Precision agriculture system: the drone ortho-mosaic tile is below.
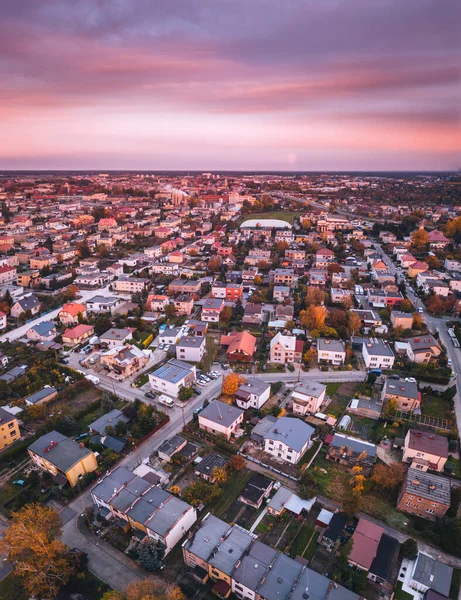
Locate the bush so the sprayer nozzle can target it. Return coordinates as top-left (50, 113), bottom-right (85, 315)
top-left (271, 381), bottom-right (283, 395)
top-left (400, 538), bottom-right (418, 560)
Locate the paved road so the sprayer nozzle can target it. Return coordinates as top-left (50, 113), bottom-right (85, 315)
top-left (0, 285), bottom-right (117, 343)
top-left (251, 369), bottom-right (365, 383)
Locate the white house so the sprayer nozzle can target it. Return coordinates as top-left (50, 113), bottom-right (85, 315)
top-left (86, 295), bottom-right (122, 314)
top-left (148, 359), bottom-right (196, 398)
top-left (100, 328), bottom-right (133, 349)
top-left (198, 400), bottom-right (244, 440)
top-left (291, 381), bottom-right (326, 416)
top-left (263, 417), bottom-right (314, 464)
top-left (235, 378), bottom-right (271, 410)
top-left (175, 336), bottom-right (205, 363)
top-left (317, 338), bottom-right (346, 365)
top-left (361, 338), bottom-right (395, 370)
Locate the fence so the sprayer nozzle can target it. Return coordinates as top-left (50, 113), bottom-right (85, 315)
top-left (238, 451), bottom-right (300, 482)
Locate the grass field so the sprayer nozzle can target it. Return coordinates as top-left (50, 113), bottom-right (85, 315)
top-left (209, 469), bottom-right (252, 518)
top-left (289, 522), bottom-right (315, 558)
top-left (239, 211), bottom-right (297, 225)
top-left (421, 394), bottom-right (453, 420)
top-left (393, 581), bottom-right (414, 600)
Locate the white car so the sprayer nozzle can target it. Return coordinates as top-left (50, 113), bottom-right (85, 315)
top-left (405, 377), bottom-right (417, 383)
top-left (197, 379), bottom-right (208, 387)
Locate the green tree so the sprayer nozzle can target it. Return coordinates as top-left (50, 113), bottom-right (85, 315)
top-left (178, 386), bottom-right (194, 401)
top-left (137, 541), bottom-right (165, 572)
top-left (400, 538), bottom-right (418, 560)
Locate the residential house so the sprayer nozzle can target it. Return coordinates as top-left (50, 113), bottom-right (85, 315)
top-left (198, 400), bottom-right (244, 441)
top-left (147, 294), bottom-right (169, 312)
top-left (348, 518), bottom-right (384, 571)
top-left (194, 453), bottom-right (229, 482)
top-left (397, 468), bottom-right (450, 521)
top-left (263, 416), bottom-right (314, 464)
top-left (391, 311), bottom-right (414, 330)
top-left (331, 288), bottom-right (352, 304)
top-left (28, 431), bottom-right (98, 487)
top-left (273, 286), bottom-right (291, 302)
top-left (176, 336), bottom-right (205, 363)
top-left (174, 294), bottom-right (194, 316)
top-left (234, 378), bottom-right (271, 410)
top-left (408, 261), bottom-right (429, 278)
top-left (86, 295), bottom-right (122, 314)
top-left (157, 435), bottom-right (187, 462)
top-left (315, 248), bottom-right (335, 268)
top-left (269, 332), bottom-right (303, 364)
top-left (406, 553), bottom-right (453, 598)
top-left (211, 282), bottom-right (242, 301)
top-left (428, 230), bottom-right (449, 250)
top-left (270, 268), bottom-right (297, 286)
top-left (361, 338), bottom-right (395, 370)
top-left (113, 276), bottom-right (149, 294)
top-left (168, 279), bottom-right (201, 295)
top-left (0, 310), bottom-right (7, 330)
top-left (10, 294), bottom-right (40, 318)
top-left (0, 406), bottom-right (20, 450)
top-left (220, 331), bottom-right (256, 362)
top-left (201, 298), bottom-right (224, 322)
top-left (149, 359), bottom-right (196, 398)
top-left (242, 302), bottom-right (263, 325)
top-left (26, 321), bottom-right (57, 343)
top-left (100, 345), bottom-right (149, 380)
top-left (158, 326), bottom-right (184, 345)
top-left (321, 512), bottom-right (347, 551)
top-left (0, 265), bottom-right (17, 285)
top-left (62, 324), bottom-right (95, 346)
top-left (406, 335), bottom-right (442, 364)
top-left (382, 379), bottom-right (421, 412)
top-left (402, 429), bottom-right (448, 472)
top-left (326, 433), bottom-right (377, 474)
top-left (89, 409), bottom-right (130, 435)
top-left (290, 381), bottom-right (326, 416)
top-left (239, 474), bottom-right (274, 509)
top-left (58, 302), bottom-right (87, 325)
top-left (100, 328), bottom-right (133, 349)
top-left (90, 468), bottom-right (197, 555)
top-left (24, 385), bottom-right (58, 406)
top-left (317, 338), bottom-right (346, 365)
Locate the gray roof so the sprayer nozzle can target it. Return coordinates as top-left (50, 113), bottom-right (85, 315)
top-left (125, 486), bottom-right (170, 524)
top-left (152, 359), bottom-right (194, 383)
top-left (91, 467), bottom-right (136, 503)
top-left (17, 295), bottom-right (40, 311)
top-left (208, 525), bottom-right (254, 576)
top-left (199, 400), bottom-right (244, 428)
top-left (412, 553), bottom-right (452, 596)
top-left (290, 567), bottom-right (330, 600)
top-left (232, 541), bottom-right (278, 590)
top-left (330, 434), bottom-right (377, 458)
top-left (317, 338), bottom-right (345, 353)
top-left (30, 321), bottom-right (55, 336)
top-left (256, 552), bottom-right (303, 600)
top-left (238, 378), bottom-right (271, 397)
top-left (293, 381), bottom-right (326, 399)
top-left (0, 365), bottom-right (27, 382)
top-left (268, 486), bottom-right (292, 513)
top-left (0, 406), bottom-right (16, 425)
top-left (264, 417), bottom-right (314, 452)
top-left (158, 435), bottom-right (186, 457)
top-left (404, 469), bottom-right (451, 505)
top-left (251, 416), bottom-right (277, 442)
top-left (384, 379), bottom-right (418, 400)
top-left (146, 495), bottom-right (192, 537)
top-left (89, 409), bottom-right (129, 435)
top-left (195, 453), bottom-right (228, 476)
top-left (100, 328), bottom-right (132, 341)
top-left (87, 295), bottom-right (119, 304)
top-left (183, 514), bottom-right (230, 562)
top-left (177, 336), bottom-right (205, 349)
top-left (28, 430), bottom-right (94, 472)
top-left (362, 338), bottom-right (394, 358)
top-left (25, 386), bottom-right (57, 405)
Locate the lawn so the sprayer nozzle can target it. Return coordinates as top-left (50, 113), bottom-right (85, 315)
top-left (421, 394), bottom-right (453, 420)
top-left (288, 522), bottom-right (315, 558)
top-left (0, 573), bottom-right (27, 600)
top-left (325, 382), bottom-right (341, 397)
top-left (299, 440), bottom-right (321, 466)
top-left (209, 469), bottom-right (252, 518)
top-left (393, 581), bottom-right (414, 600)
top-left (239, 211), bottom-right (297, 225)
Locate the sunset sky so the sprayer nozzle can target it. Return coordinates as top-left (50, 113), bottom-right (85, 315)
top-left (1, 0), bottom-right (460, 171)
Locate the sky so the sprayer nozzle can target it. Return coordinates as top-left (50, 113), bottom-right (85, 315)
top-left (0, 0), bottom-right (460, 171)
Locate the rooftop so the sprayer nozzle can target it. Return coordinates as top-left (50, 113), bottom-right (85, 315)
top-left (404, 468), bottom-right (451, 505)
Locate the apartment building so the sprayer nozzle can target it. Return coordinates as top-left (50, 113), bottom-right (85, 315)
top-left (397, 469), bottom-right (450, 521)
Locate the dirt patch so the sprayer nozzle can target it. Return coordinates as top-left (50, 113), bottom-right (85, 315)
top-left (242, 442), bottom-right (300, 478)
top-left (51, 387), bottom-right (102, 414)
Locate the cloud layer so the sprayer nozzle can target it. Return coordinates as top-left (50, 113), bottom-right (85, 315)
top-left (0, 0), bottom-right (460, 170)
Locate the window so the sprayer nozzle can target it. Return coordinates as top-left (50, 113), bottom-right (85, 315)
top-left (8, 423), bottom-right (14, 429)
top-left (426, 509), bottom-right (435, 514)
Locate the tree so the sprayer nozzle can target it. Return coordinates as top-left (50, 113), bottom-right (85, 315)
top-left (305, 286), bottom-right (325, 307)
top-left (371, 463), bottom-right (405, 489)
top-left (347, 312), bottom-right (362, 336)
top-left (303, 347), bottom-right (317, 365)
top-left (137, 540), bottom-right (165, 572)
top-left (400, 538), bottom-right (418, 561)
top-left (412, 313), bottom-right (424, 329)
top-left (178, 386), bottom-right (194, 401)
top-left (115, 420), bottom-right (128, 437)
top-left (183, 481), bottom-right (222, 505)
top-left (229, 455), bottom-right (246, 471)
top-left (383, 398), bottom-right (397, 417)
top-left (367, 373), bottom-right (377, 385)
top-left (220, 305), bottom-right (233, 323)
top-left (43, 235), bottom-right (53, 253)
top-left (164, 303), bottom-right (176, 317)
top-left (342, 489), bottom-right (361, 516)
top-left (400, 299), bottom-right (414, 313)
top-left (300, 305), bottom-right (327, 330)
top-left (222, 373), bottom-right (245, 396)
top-left (0, 504), bottom-right (73, 598)
top-left (445, 216), bottom-right (461, 238)
top-left (212, 466), bottom-right (228, 485)
top-left (208, 255), bottom-right (222, 272)
top-left (76, 241), bottom-right (91, 258)
top-left (411, 229), bottom-right (429, 248)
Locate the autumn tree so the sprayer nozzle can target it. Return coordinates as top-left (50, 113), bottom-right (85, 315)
top-left (411, 228), bottom-right (429, 248)
top-left (212, 466), bottom-right (228, 485)
top-left (208, 255), bottom-right (222, 272)
top-left (412, 313), bottom-right (424, 329)
top-left (220, 305), bottom-right (233, 323)
top-left (300, 305), bottom-right (327, 330)
top-left (276, 241), bottom-right (289, 253)
top-left (371, 463), bottom-right (405, 490)
top-left (445, 216), bottom-right (461, 238)
top-left (400, 298), bottom-right (414, 313)
top-left (229, 455), bottom-right (246, 471)
top-left (426, 255), bottom-right (441, 269)
top-left (347, 311), bottom-right (362, 336)
top-left (304, 346), bottom-right (317, 365)
top-left (305, 286), bottom-right (325, 307)
top-left (0, 504), bottom-right (74, 598)
top-left (222, 373), bottom-right (246, 396)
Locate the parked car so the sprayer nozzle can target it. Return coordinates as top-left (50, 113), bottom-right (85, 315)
top-left (59, 358), bottom-right (69, 364)
top-left (145, 391), bottom-right (156, 399)
top-left (405, 377), bottom-right (417, 383)
top-left (158, 343), bottom-right (165, 350)
top-left (193, 406), bottom-right (203, 415)
top-left (418, 307), bottom-right (424, 313)
top-left (193, 389), bottom-right (201, 395)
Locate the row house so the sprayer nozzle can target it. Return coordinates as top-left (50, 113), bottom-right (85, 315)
top-left (113, 276), bottom-right (149, 294)
top-left (211, 282), bottom-right (243, 301)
